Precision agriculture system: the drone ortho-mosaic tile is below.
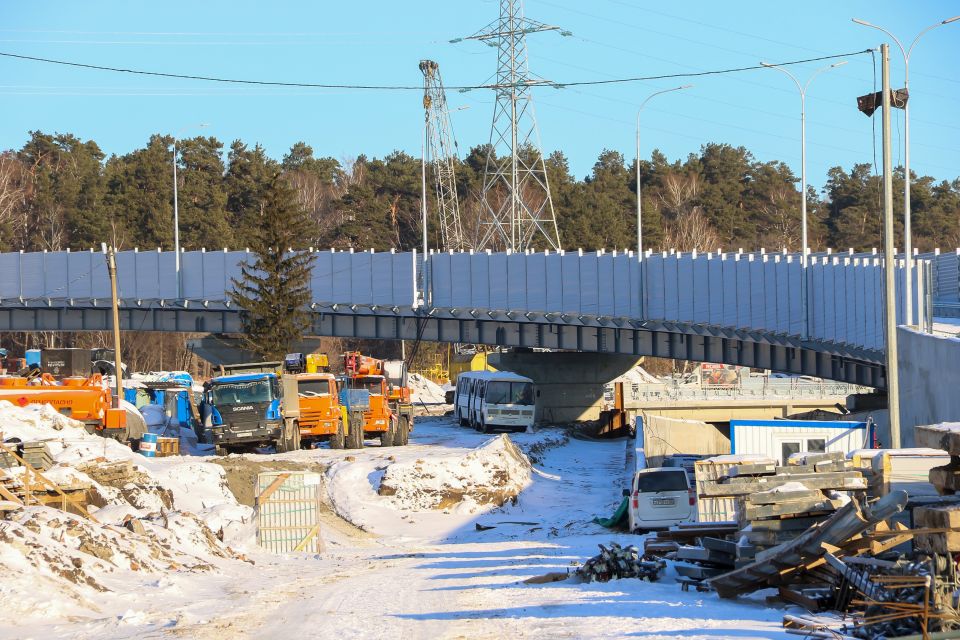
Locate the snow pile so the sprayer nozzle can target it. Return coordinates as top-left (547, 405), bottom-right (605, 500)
top-left (407, 373), bottom-right (448, 405)
top-left (0, 400), bottom-right (87, 437)
top-left (610, 365), bottom-right (662, 385)
top-left (0, 399), bottom-right (254, 622)
top-left (378, 434), bottom-right (532, 510)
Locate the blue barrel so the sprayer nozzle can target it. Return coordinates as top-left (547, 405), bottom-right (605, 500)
top-left (140, 432), bottom-right (158, 457)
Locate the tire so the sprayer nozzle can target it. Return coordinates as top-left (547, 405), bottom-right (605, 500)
top-left (291, 425), bottom-right (302, 451)
top-left (379, 420), bottom-right (395, 447)
top-left (346, 411), bottom-right (365, 449)
top-left (215, 444), bottom-right (229, 456)
top-left (480, 418), bottom-right (490, 434)
top-left (396, 416), bottom-right (410, 446)
top-left (457, 411), bottom-right (468, 427)
top-left (329, 420), bottom-right (345, 449)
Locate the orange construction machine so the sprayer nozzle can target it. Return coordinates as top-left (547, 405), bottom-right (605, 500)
top-left (291, 372), bottom-right (346, 447)
top-left (0, 374), bottom-right (128, 438)
top-left (341, 352), bottom-right (413, 448)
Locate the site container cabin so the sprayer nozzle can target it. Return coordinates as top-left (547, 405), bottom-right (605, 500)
top-left (730, 419), bottom-right (872, 466)
top-left (454, 370), bottom-right (536, 433)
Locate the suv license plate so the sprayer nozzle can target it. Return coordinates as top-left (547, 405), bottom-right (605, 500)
top-left (652, 498), bottom-right (676, 507)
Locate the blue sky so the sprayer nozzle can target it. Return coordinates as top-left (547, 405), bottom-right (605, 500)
top-left (2, 1), bottom-right (958, 188)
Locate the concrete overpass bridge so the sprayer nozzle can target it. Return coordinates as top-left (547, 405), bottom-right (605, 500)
top-left (0, 246), bottom-right (948, 388)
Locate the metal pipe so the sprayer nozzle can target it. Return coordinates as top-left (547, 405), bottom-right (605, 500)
top-left (103, 244), bottom-right (123, 407)
top-left (172, 140), bottom-right (180, 299)
top-left (880, 43), bottom-right (901, 447)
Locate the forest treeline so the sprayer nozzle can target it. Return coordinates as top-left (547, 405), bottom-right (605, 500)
top-left (2, 130), bottom-right (959, 255)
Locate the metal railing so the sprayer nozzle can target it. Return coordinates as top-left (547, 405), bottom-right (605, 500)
top-left (616, 378), bottom-right (871, 404)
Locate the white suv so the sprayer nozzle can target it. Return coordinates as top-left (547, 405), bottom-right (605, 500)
top-left (627, 467), bottom-right (696, 532)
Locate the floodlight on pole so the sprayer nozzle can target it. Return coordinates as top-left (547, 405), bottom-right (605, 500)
top-left (760, 60), bottom-right (845, 339)
top-left (852, 15), bottom-right (960, 326)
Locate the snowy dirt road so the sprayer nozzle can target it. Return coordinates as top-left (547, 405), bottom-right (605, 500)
top-left (4, 415), bottom-right (795, 640)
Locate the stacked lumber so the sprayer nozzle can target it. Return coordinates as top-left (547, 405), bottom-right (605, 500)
top-left (673, 537), bottom-right (737, 589)
top-left (697, 452), bottom-right (868, 563)
top-left (911, 424), bottom-right (960, 554)
top-left (156, 437), bottom-right (179, 457)
top-left (913, 504), bottom-right (960, 553)
top-left (916, 423), bottom-right (960, 496)
top-left (0, 441), bottom-right (54, 471)
top-left (694, 455), bottom-right (778, 523)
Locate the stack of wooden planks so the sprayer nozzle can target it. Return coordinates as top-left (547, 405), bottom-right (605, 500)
top-left (0, 441), bottom-right (54, 471)
top-left (912, 424), bottom-right (960, 554)
top-left (697, 452), bottom-right (867, 564)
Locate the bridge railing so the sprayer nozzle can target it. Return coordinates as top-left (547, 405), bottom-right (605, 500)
top-left (619, 378), bottom-right (871, 404)
top-left (0, 247), bottom-right (939, 358)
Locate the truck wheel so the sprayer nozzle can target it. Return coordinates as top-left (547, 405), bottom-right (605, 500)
top-left (215, 445), bottom-right (229, 456)
top-left (379, 422), bottom-right (395, 447)
top-left (396, 416), bottom-right (410, 446)
top-left (480, 418), bottom-right (491, 434)
top-left (330, 420), bottom-right (345, 449)
top-left (291, 425), bottom-right (302, 451)
top-left (346, 411), bottom-right (365, 449)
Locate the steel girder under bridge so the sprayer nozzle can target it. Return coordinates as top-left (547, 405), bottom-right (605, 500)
top-left (0, 246), bottom-right (943, 389)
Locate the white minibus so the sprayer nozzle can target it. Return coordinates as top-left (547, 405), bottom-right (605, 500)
top-left (453, 371), bottom-right (536, 433)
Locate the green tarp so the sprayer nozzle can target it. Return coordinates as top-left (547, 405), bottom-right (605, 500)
top-left (592, 496), bottom-right (629, 528)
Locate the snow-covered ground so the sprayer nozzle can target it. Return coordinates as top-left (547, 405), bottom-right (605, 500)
top-left (1, 406), bottom-right (795, 640)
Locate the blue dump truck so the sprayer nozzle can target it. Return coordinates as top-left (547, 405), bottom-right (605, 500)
top-left (199, 371), bottom-right (301, 455)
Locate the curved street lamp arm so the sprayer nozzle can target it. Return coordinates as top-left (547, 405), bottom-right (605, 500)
top-left (760, 62), bottom-right (803, 96)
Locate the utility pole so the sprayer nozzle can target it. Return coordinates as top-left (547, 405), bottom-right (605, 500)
top-left (459, 0), bottom-right (569, 252)
top-left (879, 44), bottom-right (901, 447)
top-left (103, 244), bottom-right (124, 408)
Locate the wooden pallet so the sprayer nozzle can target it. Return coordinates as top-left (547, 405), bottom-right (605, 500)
top-left (0, 442), bottom-right (96, 521)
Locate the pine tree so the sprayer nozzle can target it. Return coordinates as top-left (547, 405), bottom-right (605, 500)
top-left (229, 174), bottom-right (316, 360)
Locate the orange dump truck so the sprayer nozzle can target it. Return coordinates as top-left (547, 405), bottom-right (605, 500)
top-left (293, 372), bottom-right (346, 447)
top-left (0, 374), bottom-right (128, 438)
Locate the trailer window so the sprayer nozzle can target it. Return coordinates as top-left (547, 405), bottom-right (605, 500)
top-left (781, 441), bottom-right (801, 465)
top-left (484, 381), bottom-right (534, 405)
top-left (807, 438), bottom-right (826, 453)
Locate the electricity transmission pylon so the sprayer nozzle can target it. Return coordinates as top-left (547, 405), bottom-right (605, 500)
top-left (461, 0), bottom-right (567, 252)
top-left (420, 60), bottom-right (466, 252)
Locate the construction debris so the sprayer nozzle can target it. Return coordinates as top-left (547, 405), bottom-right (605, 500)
top-left (576, 542), bottom-right (665, 583)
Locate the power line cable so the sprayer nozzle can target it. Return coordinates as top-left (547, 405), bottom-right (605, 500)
top-left (0, 49), bottom-right (871, 91)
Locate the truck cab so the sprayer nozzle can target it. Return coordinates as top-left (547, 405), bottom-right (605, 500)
top-left (200, 372), bottom-right (298, 454)
top-left (294, 372), bottom-right (343, 446)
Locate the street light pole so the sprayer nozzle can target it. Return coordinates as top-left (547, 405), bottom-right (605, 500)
top-left (172, 138), bottom-right (181, 297)
top-left (852, 16), bottom-right (960, 326)
top-left (635, 85), bottom-right (692, 263)
top-left (171, 123), bottom-right (209, 299)
top-left (761, 60), bottom-right (846, 339)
